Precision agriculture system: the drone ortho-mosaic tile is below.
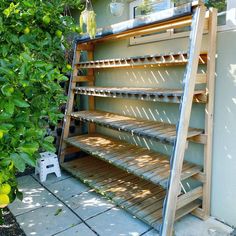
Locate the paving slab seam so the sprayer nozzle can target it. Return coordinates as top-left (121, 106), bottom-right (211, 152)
top-left (140, 228), bottom-right (157, 236)
top-left (214, 218), bottom-right (235, 230)
top-left (80, 206), bottom-right (115, 222)
top-left (31, 174), bottom-right (100, 236)
top-left (13, 205), bottom-right (46, 217)
top-left (51, 222), bottom-right (82, 236)
top-left (45, 175), bottom-right (72, 185)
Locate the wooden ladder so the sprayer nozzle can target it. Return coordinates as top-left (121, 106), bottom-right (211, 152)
top-left (59, 2), bottom-right (217, 235)
top-left (161, 5), bottom-right (217, 235)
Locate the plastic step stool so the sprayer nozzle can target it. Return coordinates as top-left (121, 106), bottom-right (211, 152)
top-left (35, 152), bottom-right (61, 182)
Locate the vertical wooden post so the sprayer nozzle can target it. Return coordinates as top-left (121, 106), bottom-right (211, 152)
top-left (161, 5), bottom-right (206, 235)
top-left (193, 8), bottom-right (217, 220)
top-left (87, 46), bottom-right (96, 133)
top-left (59, 43), bottom-right (81, 163)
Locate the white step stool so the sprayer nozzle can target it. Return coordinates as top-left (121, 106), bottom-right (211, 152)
top-left (35, 152), bottom-right (61, 182)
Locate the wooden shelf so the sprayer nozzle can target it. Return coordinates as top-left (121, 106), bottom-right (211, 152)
top-left (61, 156), bottom-right (202, 230)
top-left (71, 110), bottom-right (203, 144)
top-left (64, 134), bottom-right (202, 188)
top-left (76, 52), bottom-right (207, 69)
top-left (74, 86), bottom-right (207, 103)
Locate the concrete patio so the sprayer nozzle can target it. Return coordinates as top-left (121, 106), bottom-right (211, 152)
top-left (8, 172), bottom-right (234, 236)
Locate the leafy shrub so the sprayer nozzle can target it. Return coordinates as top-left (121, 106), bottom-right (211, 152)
top-left (0, 0), bottom-right (79, 218)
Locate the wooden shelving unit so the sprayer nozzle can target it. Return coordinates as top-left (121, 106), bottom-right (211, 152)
top-left (59, 1), bottom-right (217, 235)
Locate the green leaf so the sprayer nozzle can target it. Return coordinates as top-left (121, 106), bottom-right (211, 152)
top-left (23, 1), bottom-right (33, 7)
top-left (20, 52), bottom-right (32, 62)
top-left (0, 157), bottom-right (11, 167)
top-left (44, 136), bottom-right (54, 143)
top-left (1, 84), bottom-right (14, 97)
top-left (42, 142), bottom-right (56, 153)
top-left (5, 101), bottom-right (15, 114)
top-left (34, 61), bottom-right (47, 68)
top-left (1, 46), bottom-right (8, 57)
top-left (19, 152), bottom-right (36, 167)
top-left (13, 98), bottom-right (30, 108)
top-left (0, 123), bottom-right (14, 133)
top-left (54, 208), bottom-right (63, 216)
top-left (10, 153), bottom-right (26, 172)
top-left (0, 112), bottom-right (12, 121)
top-left (18, 142), bottom-right (39, 155)
top-left (16, 190), bottom-right (23, 201)
top-left (0, 67), bottom-right (14, 77)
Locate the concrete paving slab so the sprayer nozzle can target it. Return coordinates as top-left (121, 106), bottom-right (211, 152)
top-left (17, 175), bottom-right (40, 187)
top-left (16, 202), bottom-right (81, 236)
top-left (9, 176), bottom-right (58, 216)
top-left (87, 207), bottom-right (150, 236)
top-left (55, 223), bottom-right (97, 236)
top-left (33, 170), bottom-right (70, 185)
top-left (142, 215), bottom-right (233, 236)
top-left (9, 175), bottom-right (234, 236)
top-left (65, 191), bottom-right (114, 220)
top-left (174, 215), bottom-right (233, 236)
top-left (46, 177), bottom-right (90, 201)
top-left (142, 229), bottom-right (159, 236)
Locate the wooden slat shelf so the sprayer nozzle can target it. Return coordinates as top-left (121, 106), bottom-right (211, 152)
top-left (76, 52), bottom-right (207, 69)
top-left (61, 156), bottom-right (202, 230)
top-left (74, 86), bottom-right (207, 103)
top-left (71, 110), bottom-right (203, 144)
top-left (64, 134), bottom-right (202, 188)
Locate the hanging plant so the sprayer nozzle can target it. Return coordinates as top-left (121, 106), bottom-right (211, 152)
top-left (80, 0), bottom-right (97, 39)
top-left (139, 0), bottom-right (153, 14)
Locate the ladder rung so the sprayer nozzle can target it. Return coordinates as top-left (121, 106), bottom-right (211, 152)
top-left (73, 75), bottom-right (94, 82)
top-left (196, 74), bottom-right (207, 84)
top-left (177, 186), bottom-right (203, 210)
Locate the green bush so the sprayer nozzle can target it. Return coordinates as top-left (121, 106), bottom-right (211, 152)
top-left (0, 0), bottom-right (80, 218)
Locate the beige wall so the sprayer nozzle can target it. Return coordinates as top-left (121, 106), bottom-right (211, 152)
top-left (76, 0), bottom-right (236, 227)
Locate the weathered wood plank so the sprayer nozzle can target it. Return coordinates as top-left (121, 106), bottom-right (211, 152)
top-left (64, 134), bottom-right (202, 189)
top-left (74, 86), bottom-right (207, 103)
top-left (61, 156), bottom-right (203, 232)
top-left (71, 110), bottom-right (203, 144)
top-left (193, 8), bottom-right (217, 220)
top-left (58, 42), bottom-right (80, 163)
top-left (161, 5), bottom-right (207, 235)
top-left (177, 186), bottom-right (203, 210)
top-left (76, 52), bottom-right (207, 69)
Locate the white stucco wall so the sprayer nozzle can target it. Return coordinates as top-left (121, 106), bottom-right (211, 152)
top-left (76, 0), bottom-right (236, 227)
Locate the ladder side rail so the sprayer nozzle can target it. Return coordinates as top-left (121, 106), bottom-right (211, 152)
top-left (192, 8), bottom-right (217, 219)
top-left (58, 42), bottom-right (80, 163)
top-left (87, 49), bottom-right (96, 133)
top-left (161, 5), bottom-right (207, 235)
